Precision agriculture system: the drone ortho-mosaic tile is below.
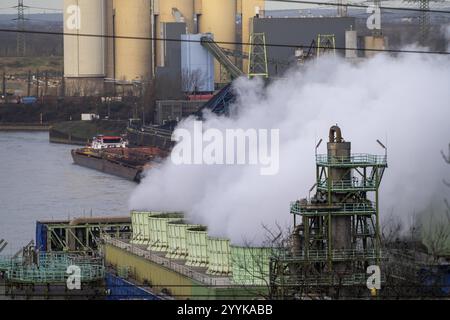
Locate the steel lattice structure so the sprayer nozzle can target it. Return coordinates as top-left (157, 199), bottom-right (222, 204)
top-left (272, 126), bottom-right (388, 299)
top-left (15, 0), bottom-right (26, 56)
top-left (248, 33), bottom-right (269, 78)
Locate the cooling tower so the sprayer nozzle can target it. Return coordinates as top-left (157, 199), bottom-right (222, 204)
top-left (166, 220), bottom-right (200, 259)
top-left (186, 226), bottom-right (209, 268)
top-left (206, 237), bottom-right (232, 276)
top-left (130, 211), bottom-right (161, 244)
top-left (63, 0), bottom-right (106, 95)
top-left (147, 213), bottom-right (183, 251)
top-left (113, 0), bottom-right (152, 82)
top-left (197, 0), bottom-right (237, 84)
top-left (230, 246), bottom-right (271, 286)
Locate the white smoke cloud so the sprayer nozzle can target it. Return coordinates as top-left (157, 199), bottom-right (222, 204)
top-left (130, 52), bottom-right (450, 245)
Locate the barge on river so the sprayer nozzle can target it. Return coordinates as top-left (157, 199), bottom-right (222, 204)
top-left (71, 135), bottom-right (168, 182)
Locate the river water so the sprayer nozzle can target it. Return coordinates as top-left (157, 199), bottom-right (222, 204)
top-left (0, 131), bottom-right (136, 254)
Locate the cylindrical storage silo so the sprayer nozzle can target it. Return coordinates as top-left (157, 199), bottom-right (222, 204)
top-left (154, 0), bottom-right (195, 68)
top-left (207, 237), bottom-right (231, 276)
top-left (186, 226), bottom-right (208, 268)
top-left (147, 213), bottom-right (183, 251)
top-left (230, 246), bottom-right (272, 286)
top-left (113, 0), bottom-right (152, 82)
top-left (166, 220), bottom-right (200, 259)
top-left (63, 0), bottom-right (106, 95)
top-left (155, 0), bottom-right (195, 32)
top-left (198, 0), bottom-right (237, 84)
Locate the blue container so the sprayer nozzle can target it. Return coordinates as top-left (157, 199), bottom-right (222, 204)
top-left (35, 222), bottom-right (48, 251)
top-left (105, 273), bottom-right (160, 300)
top-left (21, 96), bottom-right (38, 105)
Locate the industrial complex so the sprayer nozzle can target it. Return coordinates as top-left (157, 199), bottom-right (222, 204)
top-left (62, 0), bottom-right (385, 98)
top-left (0, 0), bottom-right (449, 302)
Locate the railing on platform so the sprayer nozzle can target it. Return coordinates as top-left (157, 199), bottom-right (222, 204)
top-left (0, 252), bottom-right (105, 283)
top-left (103, 235), bottom-right (233, 287)
top-left (274, 248), bottom-right (381, 263)
top-left (316, 154), bottom-right (387, 167)
top-left (317, 179), bottom-right (377, 191)
top-left (290, 201), bottom-right (376, 216)
top-left (273, 273), bottom-right (385, 287)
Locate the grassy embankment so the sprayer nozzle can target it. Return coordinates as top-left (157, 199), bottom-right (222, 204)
top-left (49, 120), bottom-right (128, 145)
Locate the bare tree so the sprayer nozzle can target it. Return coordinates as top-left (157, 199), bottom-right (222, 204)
top-left (182, 69), bottom-right (206, 94)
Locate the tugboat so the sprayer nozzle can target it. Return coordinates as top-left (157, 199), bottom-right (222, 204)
top-left (71, 135), bottom-right (168, 182)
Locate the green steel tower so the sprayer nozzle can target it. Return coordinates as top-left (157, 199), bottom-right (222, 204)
top-left (248, 33), bottom-right (268, 78)
top-left (272, 125), bottom-right (387, 299)
top-left (316, 34), bottom-right (336, 57)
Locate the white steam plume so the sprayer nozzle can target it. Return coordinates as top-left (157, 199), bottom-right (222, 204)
top-left (130, 52), bottom-right (450, 246)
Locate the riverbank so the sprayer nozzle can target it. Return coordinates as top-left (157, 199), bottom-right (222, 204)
top-left (0, 123), bottom-right (50, 131)
top-left (49, 120), bottom-right (128, 146)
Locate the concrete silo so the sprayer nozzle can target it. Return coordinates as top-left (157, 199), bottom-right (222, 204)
top-left (63, 0), bottom-right (106, 95)
top-left (196, 0), bottom-right (237, 84)
top-left (153, 0), bottom-right (195, 68)
top-left (113, 0), bottom-right (152, 83)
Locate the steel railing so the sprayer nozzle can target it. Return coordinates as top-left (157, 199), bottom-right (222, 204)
top-left (103, 236), bottom-right (233, 287)
top-left (274, 249), bottom-right (381, 262)
top-left (317, 179), bottom-right (377, 191)
top-left (290, 202), bottom-right (376, 215)
top-left (316, 154), bottom-right (387, 166)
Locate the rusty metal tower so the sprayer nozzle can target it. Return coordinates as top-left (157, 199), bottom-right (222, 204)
top-left (272, 125), bottom-right (388, 299)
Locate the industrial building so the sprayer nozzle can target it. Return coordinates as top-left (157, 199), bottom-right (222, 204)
top-left (101, 125), bottom-right (390, 299)
top-left (102, 211), bottom-right (271, 299)
top-left (64, 0), bottom-right (265, 95)
top-left (63, 1), bottom-right (382, 98)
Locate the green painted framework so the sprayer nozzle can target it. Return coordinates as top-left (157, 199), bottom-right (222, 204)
top-left (248, 33), bottom-right (269, 78)
top-left (273, 152), bottom-right (387, 296)
top-left (316, 34), bottom-right (336, 57)
top-left (45, 222), bottom-right (131, 253)
top-left (0, 252), bottom-right (104, 284)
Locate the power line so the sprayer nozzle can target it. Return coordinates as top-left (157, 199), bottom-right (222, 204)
top-left (267, 0), bottom-right (450, 14)
top-left (27, 6), bottom-right (63, 12)
top-left (0, 1), bottom-right (449, 14)
top-left (0, 27), bottom-right (448, 55)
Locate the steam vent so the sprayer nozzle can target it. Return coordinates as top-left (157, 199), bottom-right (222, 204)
top-left (274, 125), bottom-right (388, 298)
